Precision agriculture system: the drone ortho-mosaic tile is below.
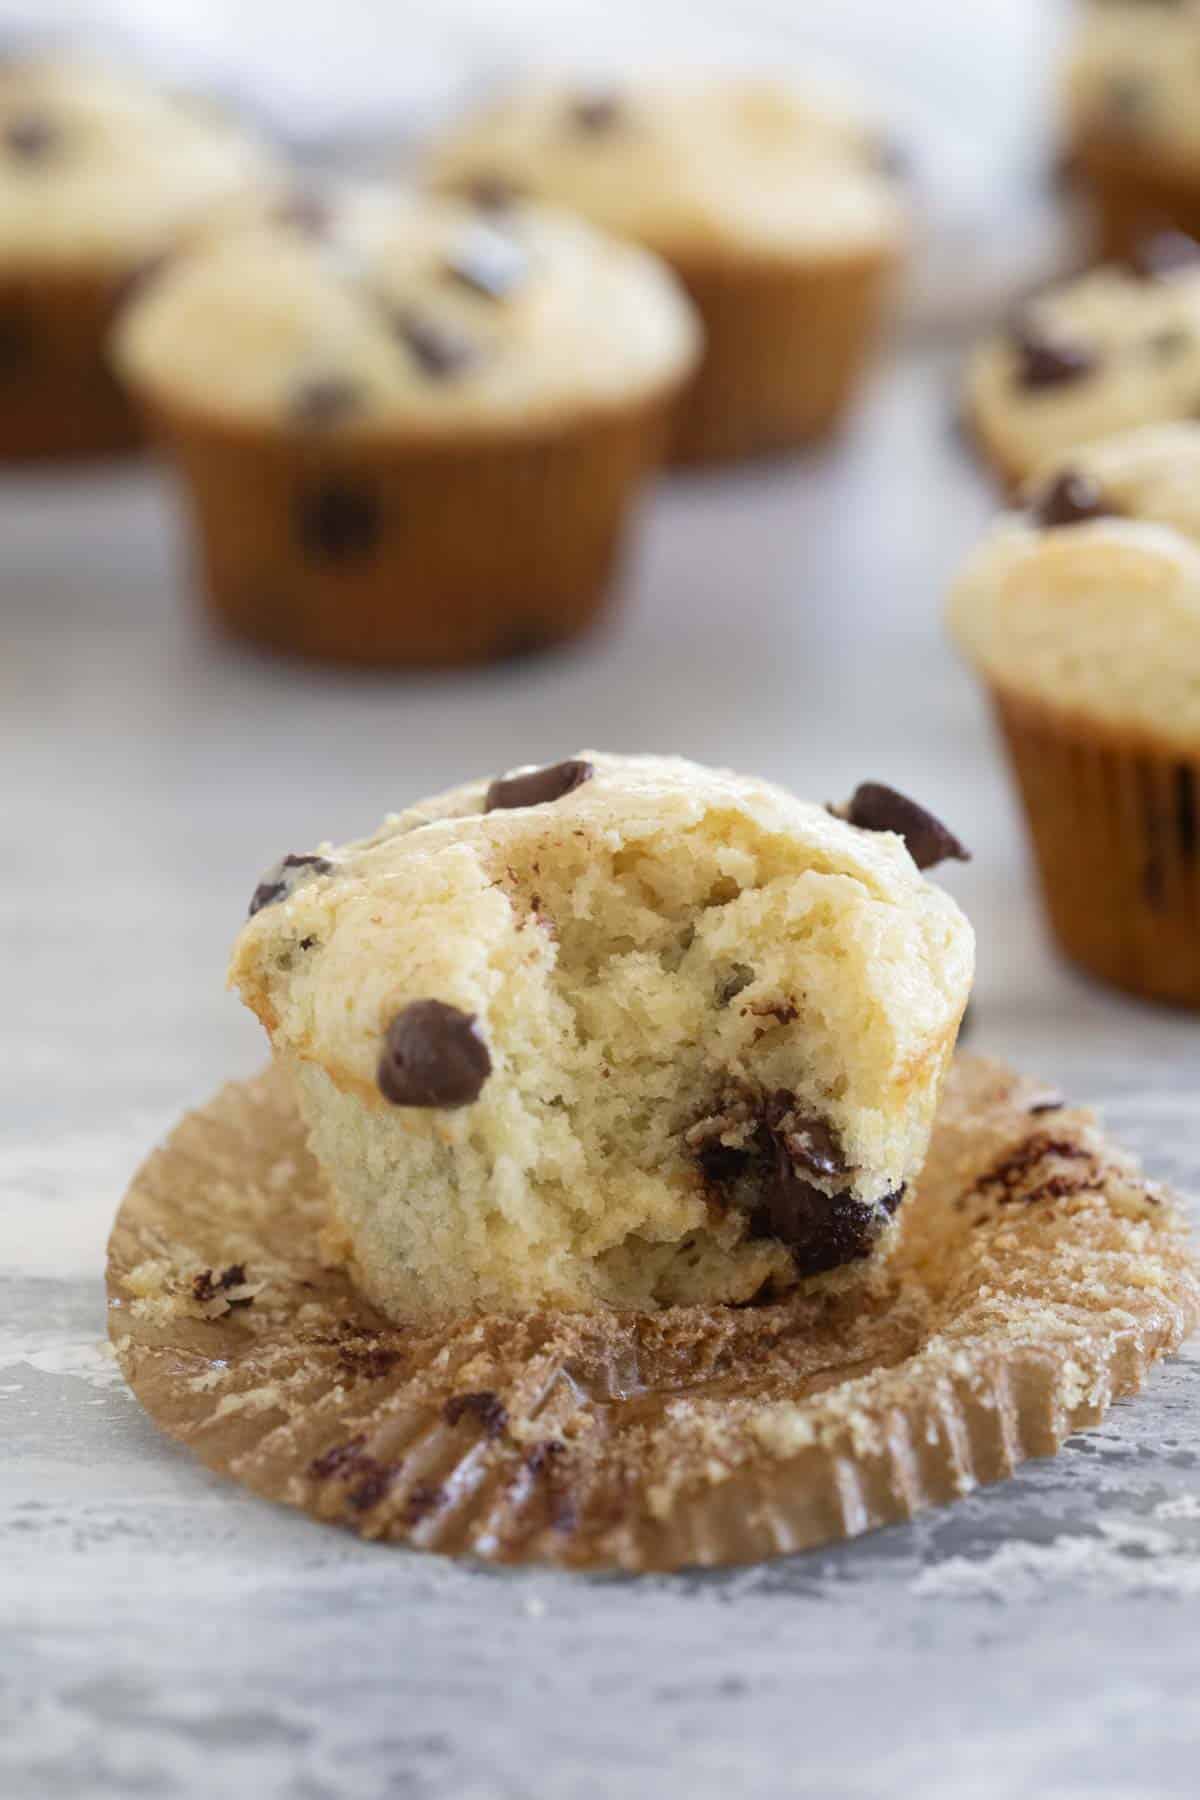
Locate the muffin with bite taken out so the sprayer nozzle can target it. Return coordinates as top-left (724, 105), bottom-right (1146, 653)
top-left (228, 752), bottom-right (974, 1320)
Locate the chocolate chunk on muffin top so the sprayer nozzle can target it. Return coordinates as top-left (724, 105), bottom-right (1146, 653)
top-left (111, 182), bottom-right (700, 433)
top-left (229, 753), bottom-right (973, 1319)
top-left (0, 57), bottom-right (277, 267)
top-left (963, 245), bottom-right (1200, 484)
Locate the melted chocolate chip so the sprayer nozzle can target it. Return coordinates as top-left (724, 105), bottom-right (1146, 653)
top-left (191, 1264), bottom-right (254, 1308)
top-left (294, 482), bottom-right (381, 560)
top-left (754, 1175), bottom-right (898, 1279)
top-left (308, 1436), bottom-right (367, 1479)
top-left (288, 376), bottom-right (363, 427)
top-left (378, 1000), bottom-right (492, 1108)
top-left (839, 783), bottom-right (970, 871)
top-left (1010, 318), bottom-right (1099, 391)
top-left (4, 114), bottom-right (57, 161)
top-left (690, 1088), bottom-right (895, 1277)
top-left (485, 759), bottom-right (594, 812)
top-left (568, 90), bottom-right (623, 133)
top-left (442, 1390), bottom-right (508, 1437)
top-left (391, 309), bottom-right (478, 379)
top-left (248, 852), bottom-right (332, 917)
top-left (1031, 468), bottom-right (1115, 530)
top-left (1131, 229), bottom-right (1200, 281)
top-left (443, 225), bottom-right (528, 301)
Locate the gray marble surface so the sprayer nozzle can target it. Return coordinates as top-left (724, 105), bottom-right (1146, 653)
top-left (3, 345), bottom-right (1200, 1799)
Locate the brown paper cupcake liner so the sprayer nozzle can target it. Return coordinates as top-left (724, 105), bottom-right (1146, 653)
top-left (1072, 133), bottom-right (1200, 263)
top-left (106, 1053), bottom-right (1199, 1571)
top-left (993, 686), bottom-right (1200, 1007)
top-left (0, 265), bottom-right (141, 460)
top-left (666, 247), bottom-right (896, 466)
top-left (140, 388), bottom-right (677, 667)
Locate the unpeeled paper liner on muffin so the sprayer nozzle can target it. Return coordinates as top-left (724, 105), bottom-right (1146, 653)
top-left (106, 1054), bottom-right (1199, 1571)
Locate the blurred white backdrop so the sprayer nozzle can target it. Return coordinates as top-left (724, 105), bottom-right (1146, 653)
top-left (2, 0), bottom-right (1076, 324)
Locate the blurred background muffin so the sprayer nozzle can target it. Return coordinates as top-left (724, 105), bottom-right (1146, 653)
top-left (1063, 0), bottom-right (1200, 260)
top-left (949, 422), bottom-right (1200, 1006)
top-left (114, 183), bottom-right (699, 664)
top-left (429, 75), bottom-right (908, 463)
top-left (0, 56), bottom-right (278, 460)
top-left (961, 237), bottom-right (1200, 490)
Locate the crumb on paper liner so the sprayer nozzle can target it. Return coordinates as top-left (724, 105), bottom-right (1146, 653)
top-left (106, 1055), bottom-right (1200, 1572)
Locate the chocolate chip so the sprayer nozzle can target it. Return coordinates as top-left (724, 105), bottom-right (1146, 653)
top-left (294, 482), bottom-right (381, 560)
top-left (716, 964), bottom-right (755, 1006)
top-left (1010, 318), bottom-right (1099, 391)
top-left (485, 759), bottom-right (594, 812)
top-left (391, 308), bottom-right (478, 379)
top-left (443, 225), bottom-right (528, 301)
top-left (754, 1176), bottom-right (899, 1279)
top-left (460, 172), bottom-right (524, 211)
top-left (402, 1480), bottom-right (446, 1524)
top-left (1028, 1095), bottom-right (1066, 1117)
top-left (690, 1087), bottom-right (895, 1278)
top-left (378, 999), bottom-right (492, 1108)
top-left (1105, 75), bottom-right (1151, 132)
top-left (1145, 325), bottom-right (1193, 359)
top-left (275, 190), bottom-right (333, 237)
top-left (442, 1390), bottom-right (508, 1437)
top-left (568, 90), bottom-right (623, 133)
top-left (867, 135), bottom-right (910, 180)
top-left (838, 783), bottom-right (970, 871)
top-left (1031, 468), bottom-right (1116, 529)
top-left (248, 852), bottom-right (332, 917)
top-left (191, 1264), bottom-right (254, 1308)
top-left (1130, 229), bottom-right (1200, 280)
top-left (4, 114), bottom-right (57, 161)
top-left (308, 1435), bottom-right (367, 1479)
top-left (525, 1439), bottom-right (566, 1476)
top-left (774, 1110), bottom-right (845, 1182)
top-left (349, 1462), bottom-right (399, 1512)
top-left (288, 376), bottom-right (363, 427)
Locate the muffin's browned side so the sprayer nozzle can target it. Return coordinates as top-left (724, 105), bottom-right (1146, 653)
top-left (992, 685), bottom-right (1200, 1007)
top-left (665, 245), bottom-right (896, 465)
top-left (0, 266), bottom-right (140, 460)
top-left (1073, 133), bottom-right (1200, 261)
top-left (142, 391), bottom-right (677, 666)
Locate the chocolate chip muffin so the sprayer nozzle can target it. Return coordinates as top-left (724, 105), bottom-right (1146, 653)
top-left (0, 56), bottom-right (277, 459)
top-left (428, 76), bottom-right (907, 464)
top-left (1064, 1), bottom-right (1200, 259)
top-left (113, 185), bottom-right (699, 664)
top-left (962, 237), bottom-right (1200, 489)
top-left (949, 421), bottom-right (1200, 1004)
top-left (228, 753), bottom-right (973, 1319)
